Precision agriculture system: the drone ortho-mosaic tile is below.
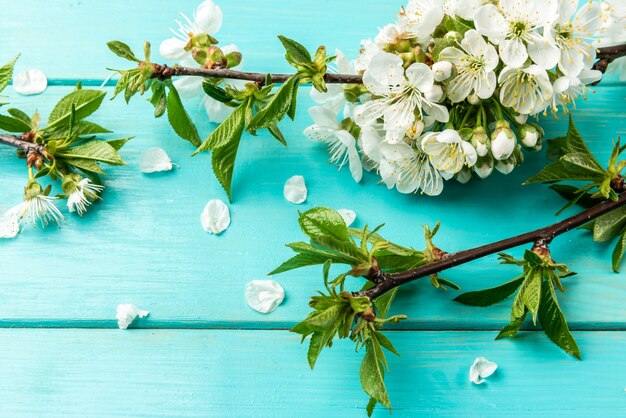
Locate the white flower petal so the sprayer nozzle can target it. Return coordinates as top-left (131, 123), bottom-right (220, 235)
top-left (527, 39), bottom-right (560, 70)
top-left (284, 175), bottom-right (307, 204)
top-left (245, 280), bottom-right (285, 314)
top-left (200, 199), bottom-right (231, 234)
top-left (194, 0), bottom-right (223, 34)
top-left (308, 106), bottom-right (341, 130)
top-left (0, 211), bottom-right (19, 239)
top-left (13, 69), bottom-right (47, 95)
top-left (470, 357), bottom-right (498, 384)
top-left (405, 63), bottom-right (435, 93)
top-left (203, 96), bottom-right (234, 123)
top-left (116, 304), bottom-right (149, 330)
top-left (474, 4), bottom-right (508, 42)
top-left (173, 76), bottom-right (203, 99)
top-left (500, 38), bottom-right (528, 68)
top-left (336, 209), bottom-right (357, 227)
top-left (159, 37), bottom-right (188, 61)
top-left (140, 147), bottom-right (173, 173)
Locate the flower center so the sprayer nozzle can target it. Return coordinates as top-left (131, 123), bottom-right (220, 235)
top-left (509, 21), bottom-right (529, 39)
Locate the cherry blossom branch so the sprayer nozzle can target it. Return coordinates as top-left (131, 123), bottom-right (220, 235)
top-left (361, 188), bottom-right (626, 301)
top-left (0, 133), bottom-right (44, 155)
top-left (150, 44), bottom-right (626, 84)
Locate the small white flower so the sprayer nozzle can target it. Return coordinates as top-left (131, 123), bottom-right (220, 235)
top-left (337, 209), bottom-right (357, 226)
top-left (473, 158), bottom-right (494, 178)
top-left (499, 65), bottom-right (554, 115)
top-left (550, 69), bottom-right (602, 112)
top-left (116, 304), bottom-right (149, 330)
top-left (364, 128), bottom-right (444, 196)
top-left (354, 53), bottom-right (449, 144)
top-left (11, 194), bottom-right (64, 229)
top-left (304, 106), bottom-right (362, 183)
top-left (245, 280), bottom-right (285, 314)
top-left (456, 167), bottom-right (472, 184)
top-left (13, 69), bottom-right (48, 95)
top-left (284, 176), bottom-right (308, 204)
top-left (496, 158), bottom-right (516, 174)
top-left (470, 357), bottom-right (497, 384)
top-left (399, 0), bottom-right (446, 42)
top-left (375, 24), bottom-right (405, 49)
top-left (421, 129), bottom-right (477, 178)
top-left (200, 199), bottom-right (230, 234)
top-left (67, 179), bottom-right (104, 217)
top-left (0, 210), bottom-right (19, 239)
top-left (159, 0), bottom-right (223, 61)
top-left (354, 39), bottom-right (382, 73)
top-left (491, 122), bottom-right (517, 161)
top-left (444, 0), bottom-right (487, 20)
top-left (547, 0), bottom-right (604, 76)
top-left (474, 0), bottom-right (559, 69)
top-left (140, 147), bottom-right (174, 173)
top-left (439, 30), bottom-right (499, 102)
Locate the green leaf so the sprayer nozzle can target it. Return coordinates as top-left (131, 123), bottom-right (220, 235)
top-left (0, 55), bottom-right (18, 94)
top-left (72, 121), bottom-right (112, 136)
top-left (525, 159), bottom-right (605, 184)
top-left (194, 102), bottom-right (246, 154)
top-left (0, 114), bottom-right (31, 132)
top-left (278, 35), bottom-right (312, 64)
top-left (593, 206), bottom-right (626, 242)
top-left (360, 340), bottom-right (391, 411)
top-left (211, 121), bottom-right (244, 201)
top-left (46, 89), bottom-right (106, 131)
top-left (267, 123), bottom-right (287, 146)
top-left (373, 330), bottom-right (399, 356)
top-left (269, 251), bottom-right (334, 275)
top-left (287, 82), bottom-right (299, 121)
top-left (63, 158), bottom-right (105, 175)
top-left (247, 75), bottom-right (299, 131)
top-left (523, 250), bottom-right (544, 267)
top-left (202, 81), bottom-right (232, 103)
top-left (106, 137), bottom-right (133, 151)
top-left (307, 330), bottom-right (332, 369)
top-left (107, 41), bottom-right (141, 62)
top-left (7, 108), bottom-right (31, 126)
top-left (454, 276), bottom-right (524, 307)
top-left (559, 152), bottom-right (606, 177)
top-left (374, 288), bottom-right (398, 319)
top-left (496, 311), bottom-right (527, 339)
top-left (612, 232), bottom-right (626, 273)
top-left (166, 84), bottom-right (201, 147)
top-left (538, 282), bottom-right (581, 359)
top-left (299, 207), bottom-right (350, 243)
top-left (57, 140), bottom-right (125, 166)
top-left (366, 397), bottom-right (376, 417)
top-left (523, 269), bottom-right (542, 325)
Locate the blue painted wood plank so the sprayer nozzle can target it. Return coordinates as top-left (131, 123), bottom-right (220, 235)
top-left (0, 85), bottom-right (624, 328)
top-left (0, 329), bottom-right (625, 417)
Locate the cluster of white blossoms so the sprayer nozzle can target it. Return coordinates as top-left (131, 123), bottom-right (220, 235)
top-left (305, 0), bottom-right (623, 196)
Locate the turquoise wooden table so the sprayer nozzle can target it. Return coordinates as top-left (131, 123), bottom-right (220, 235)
top-left (1, 1), bottom-right (625, 416)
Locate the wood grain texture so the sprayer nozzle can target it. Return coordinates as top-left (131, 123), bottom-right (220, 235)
top-left (1, 329), bottom-right (626, 417)
top-left (0, 85), bottom-right (624, 328)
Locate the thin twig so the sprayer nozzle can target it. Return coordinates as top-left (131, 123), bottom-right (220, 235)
top-left (361, 191), bottom-right (626, 300)
top-left (149, 44), bottom-right (626, 84)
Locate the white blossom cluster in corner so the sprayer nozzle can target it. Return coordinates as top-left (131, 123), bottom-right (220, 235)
top-left (305, 0), bottom-right (622, 196)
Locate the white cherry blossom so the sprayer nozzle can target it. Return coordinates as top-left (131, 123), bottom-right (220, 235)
top-left (474, 0), bottom-right (560, 69)
top-left (354, 53), bottom-right (449, 144)
top-left (499, 65), bottom-right (553, 115)
top-left (400, 0), bottom-right (446, 42)
top-left (304, 107), bottom-right (362, 182)
top-left (439, 30), bottom-right (499, 102)
top-left (67, 179), bottom-right (104, 217)
top-left (550, 69), bottom-right (602, 112)
top-left (159, 0), bottom-right (223, 61)
top-left (421, 129), bottom-right (477, 178)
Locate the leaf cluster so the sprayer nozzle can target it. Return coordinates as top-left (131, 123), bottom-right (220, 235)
top-left (455, 250), bottom-right (580, 359)
top-left (526, 117), bottom-right (626, 271)
top-left (278, 35), bottom-right (334, 93)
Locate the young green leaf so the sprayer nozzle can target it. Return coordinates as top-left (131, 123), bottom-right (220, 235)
top-left (57, 140), bottom-right (126, 166)
top-left (360, 339), bottom-right (391, 413)
top-left (538, 282), bottom-right (581, 359)
top-left (0, 55), bottom-right (18, 94)
top-left (612, 232), bottom-right (626, 273)
top-left (299, 207), bottom-right (350, 242)
top-left (593, 206), bottom-right (626, 242)
top-left (523, 269), bottom-right (542, 324)
top-left (278, 35), bottom-right (312, 64)
top-left (63, 158), bottom-right (105, 175)
top-left (202, 81), bottom-right (233, 103)
top-left (454, 276), bottom-right (524, 307)
top-left (247, 75), bottom-right (299, 131)
top-left (106, 137), bottom-right (133, 151)
top-left (45, 89), bottom-right (106, 132)
top-left (194, 102), bottom-right (246, 154)
top-left (496, 311), bottom-right (527, 339)
top-left (107, 41), bottom-right (141, 62)
top-left (7, 108), bottom-right (31, 126)
top-left (166, 83), bottom-right (201, 147)
top-left (0, 114), bottom-right (31, 133)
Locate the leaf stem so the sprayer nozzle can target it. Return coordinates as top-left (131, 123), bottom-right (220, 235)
top-left (361, 192), bottom-right (626, 300)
